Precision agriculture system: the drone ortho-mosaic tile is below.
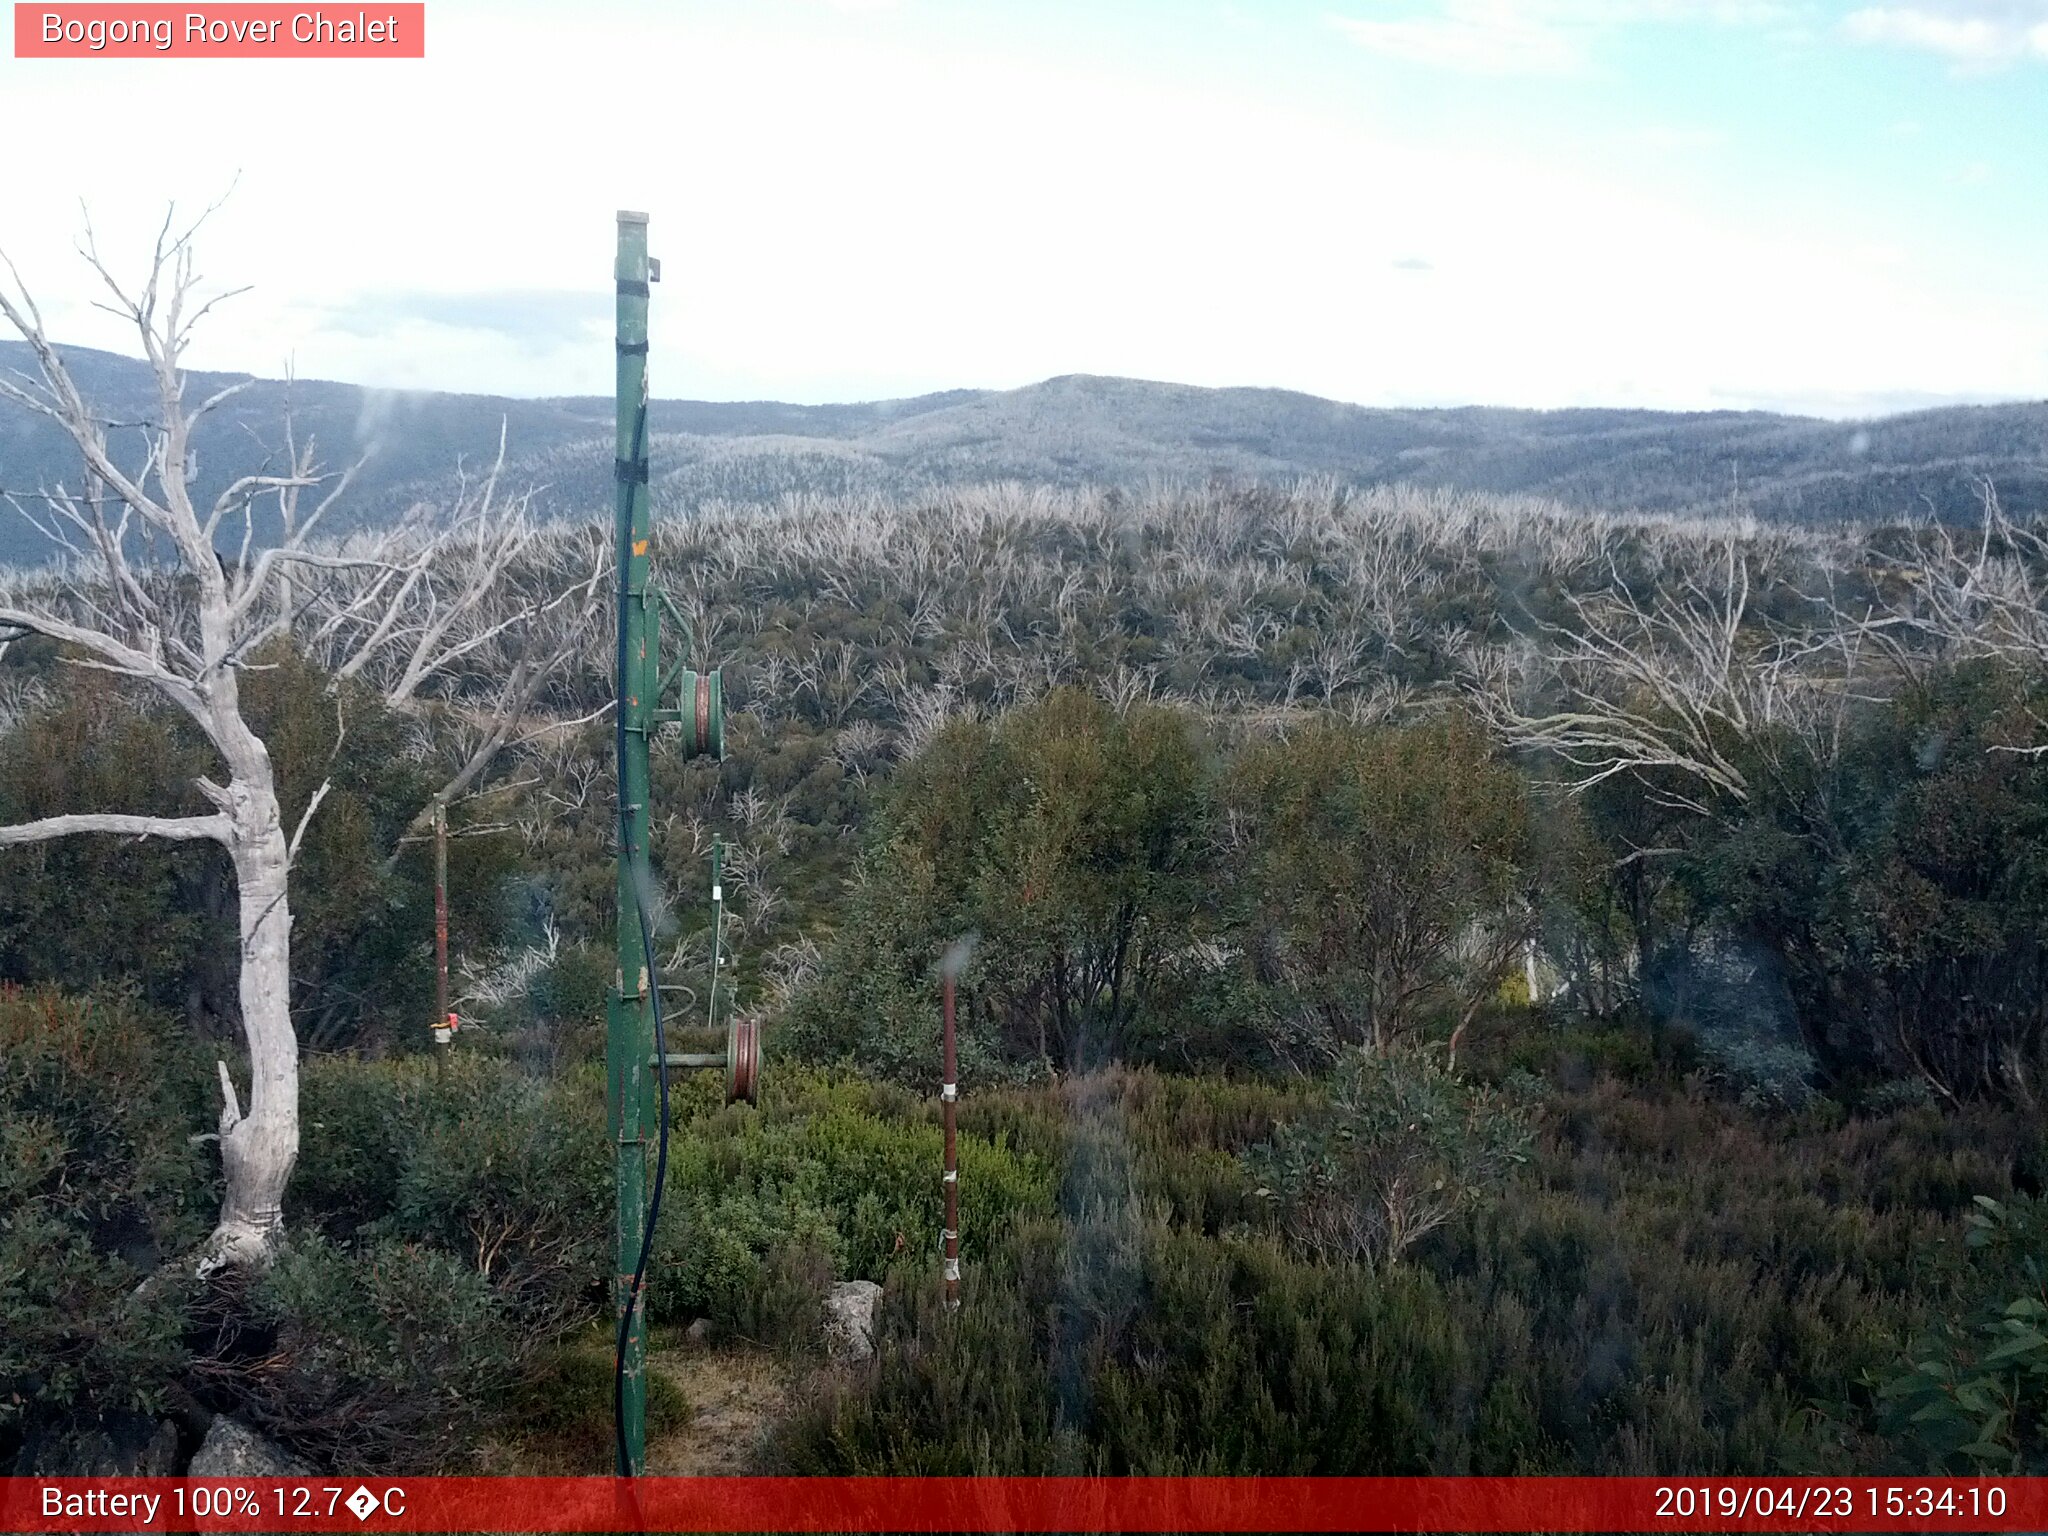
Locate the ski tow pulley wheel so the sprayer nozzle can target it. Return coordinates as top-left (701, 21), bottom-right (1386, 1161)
top-left (678, 667), bottom-right (724, 760)
top-left (726, 1014), bottom-right (761, 1106)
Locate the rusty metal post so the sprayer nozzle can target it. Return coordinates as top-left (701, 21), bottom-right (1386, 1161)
top-left (433, 802), bottom-right (451, 1048)
top-left (942, 969), bottom-right (960, 1310)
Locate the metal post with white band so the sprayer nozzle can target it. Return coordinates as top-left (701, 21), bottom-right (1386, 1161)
top-left (941, 966), bottom-right (960, 1310)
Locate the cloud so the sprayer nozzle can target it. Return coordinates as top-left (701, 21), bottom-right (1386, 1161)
top-left (1707, 384), bottom-right (2032, 417)
top-left (1636, 124), bottom-right (1729, 150)
top-left (1328, 0), bottom-right (1784, 76)
top-left (317, 290), bottom-right (608, 350)
top-left (1391, 256), bottom-right (1436, 270)
top-left (6, 5), bottom-right (2040, 416)
top-left (1842, 3), bottom-right (2048, 65)
top-left (1328, 3), bottom-right (1584, 75)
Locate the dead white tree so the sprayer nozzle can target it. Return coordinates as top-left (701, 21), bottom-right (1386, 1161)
top-left (300, 459), bottom-right (608, 853)
top-left (1462, 539), bottom-right (1884, 1012)
top-left (1889, 480), bottom-right (2048, 666)
top-left (1468, 540), bottom-right (1821, 816)
top-left (1880, 480), bottom-right (2048, 755)
top-left (0, 212), bottom-right (582, 1271)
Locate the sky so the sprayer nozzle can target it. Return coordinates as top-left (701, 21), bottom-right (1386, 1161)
top-left (2, 0), bottom-right (2046, 418)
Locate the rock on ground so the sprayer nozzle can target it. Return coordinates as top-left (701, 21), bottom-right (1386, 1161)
top-left (823, 1280), bottom-right (882, 1363)
top-left (187, 1415), bottom-right (311, 1477)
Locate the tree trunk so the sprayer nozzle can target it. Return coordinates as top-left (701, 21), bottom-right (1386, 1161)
top-left (199, 772), bottom-right (299, 1274)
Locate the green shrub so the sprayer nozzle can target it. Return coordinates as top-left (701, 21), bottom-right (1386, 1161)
top-left (774, 1213), bottom-right (1479, 1476)
top-left (774, 1065), bottom-right (2038, 1477)
top-left (1862, 1077), bottom-right (1939, 1115)
top-left (0, 650), bottom-right (519, 1055)
top-left (384, 1059), bottom-right (607, 1323)
top-left (0, 686), bottom-right (212, 1015)
top-left (648, 1068), bottom-right (1057, 1339)
top-left (506, 1322), bottom-right (690, 1462)
top-left (0, 1204), bottom-right (193, 1442)
top-left (1684, 663), bottom-right (2048, 1103)
top-left (294, 1056), bottom-right (413, 1237)
top-left (780, 690), bottom-right (1221, 1078)
top-left (1243, 1049), bottom-right (1537, 1268)
top-left (296, 1054), bottom-right (609, 1324)
top-left (1228, 713), bottom-right (1534, 1058)
top-left (192, 1236), bottom-right (525, 1473)
top-left (1876, 1195), bottom-right (2048, 1473)
top-left (527, 940), bottom-right (613, 1028)
top-left (1487, 1014), bottom-right (1695, 1088)
top-left (0, 988), bottom-right (211, 1448)
top-left (1700, 1031), bottom-right (1819, 1111)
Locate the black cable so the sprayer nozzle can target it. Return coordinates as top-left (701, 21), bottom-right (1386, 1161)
top-left (611, 387), bottom-right (672, 1481)
top-left (614, 861), bottom-right (671, 1476)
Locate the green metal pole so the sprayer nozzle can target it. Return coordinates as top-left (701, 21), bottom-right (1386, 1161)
top-left (608, 208), bottom-right (655, 1477)
top-left (708, 835), bottom-right (724, 1030)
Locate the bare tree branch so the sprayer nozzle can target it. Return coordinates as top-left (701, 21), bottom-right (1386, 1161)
top-left (0, 811), bottom-right (230, 845)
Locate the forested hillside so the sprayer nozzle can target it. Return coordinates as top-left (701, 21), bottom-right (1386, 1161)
top-left (6, 481), bottom-right (2045, 1477)
top-left (4, 340), bottom-right (2045, 568)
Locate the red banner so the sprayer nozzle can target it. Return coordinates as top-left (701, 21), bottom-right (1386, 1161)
top-left (4, 1476), bottom-right (2047, 1532)
top-left (13, 5), bottom-right (424, 58)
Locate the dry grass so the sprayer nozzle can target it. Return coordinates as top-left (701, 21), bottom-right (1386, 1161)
top-left (644, 1341), bottom-right (796, 1477)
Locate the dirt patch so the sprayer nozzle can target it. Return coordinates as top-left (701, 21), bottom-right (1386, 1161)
top-left (644, 1343), bottom-right (793, 1476)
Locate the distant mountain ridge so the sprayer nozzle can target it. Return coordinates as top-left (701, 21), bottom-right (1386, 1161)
top-left (2, 341), bottom-right (2044, 568)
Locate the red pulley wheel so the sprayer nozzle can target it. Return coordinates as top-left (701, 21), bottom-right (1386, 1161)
top-left (726, 1015), bottom-right (760, 1106)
